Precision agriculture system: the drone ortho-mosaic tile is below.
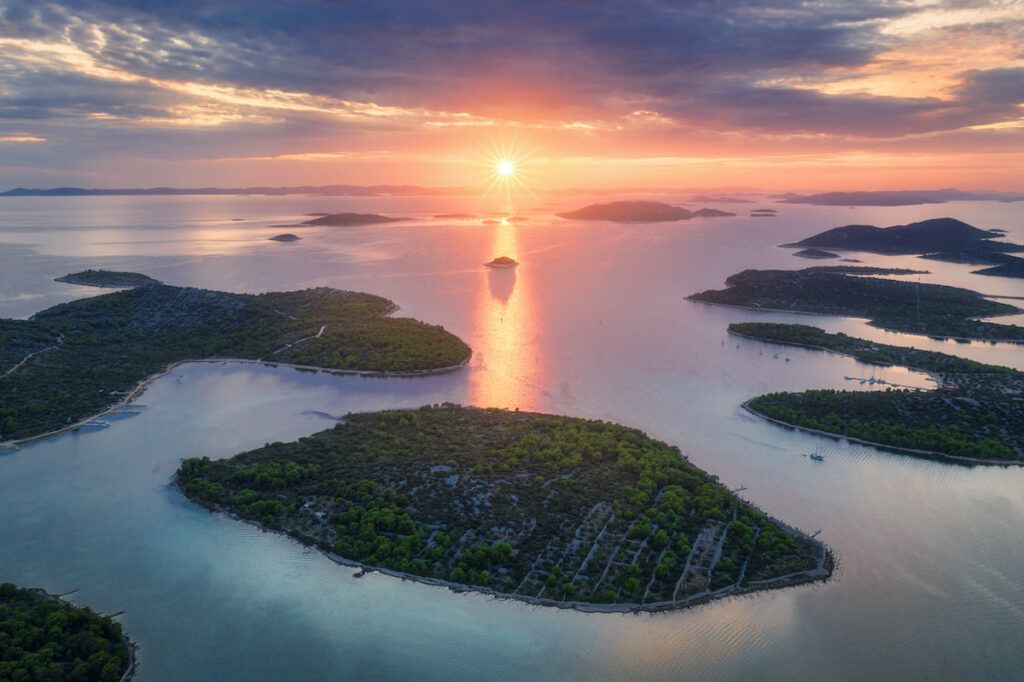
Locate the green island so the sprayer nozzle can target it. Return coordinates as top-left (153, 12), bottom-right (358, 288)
top-left (54, 269), bottom-right (160, 288)
top-left (688, 267), bottom-right (1024, 341)
top-left (731, 322), bottom-right (1024, 463)
top-left (176, 405), bottom-right (830, 612)
top-left (0, 281), bottom-right (470, 444)
top-left (0, 582), bottom-right (134, 682)
top-left (780, 217), bottom-right (1024, 279)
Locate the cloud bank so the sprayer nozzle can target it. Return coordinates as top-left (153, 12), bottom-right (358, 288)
top-left (1, 0), bottom-right (1022, 189)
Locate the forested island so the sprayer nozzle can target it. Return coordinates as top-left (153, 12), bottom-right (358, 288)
top-left (688, 267), bottom-right (1024, 341)
top-left (557, 201), bottom-right (735, 222)
top-left (731, 323), bottom-right (1024, 463)
top-left (177, 405), bottom-right (830, 611)
top-left (0, 281), bottom-right (470, 443)
top-left (782, 217), bottom-right (1024, 278)
top-left (0, 583), bottom-right (133, 681)
top-left (54, 269), bottom-right (160, 288)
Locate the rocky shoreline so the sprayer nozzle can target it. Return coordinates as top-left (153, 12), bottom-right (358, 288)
top-left (177, 479), bottom-right (833, 614)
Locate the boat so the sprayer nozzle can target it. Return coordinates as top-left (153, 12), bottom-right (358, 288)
top-left (810, 454), bottom-right (824, 462)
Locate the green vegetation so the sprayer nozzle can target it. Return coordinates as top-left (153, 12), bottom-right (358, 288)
top-left (0, 283), bottom-right (470, 442)
top-left (0, 583), bottom-right (131, 682)
top-left (729, 323), bottom-right (1013, 375)
top-left (177, 405), bottom-right (827, 610)
top-left (688, 267), bottom-right (1024, 340)
top-left (54, 269), bottom-right (160, 288)
top-left (734, 323), bottom-right (1024, 462)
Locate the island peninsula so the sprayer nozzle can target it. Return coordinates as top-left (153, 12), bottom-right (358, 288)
top-left (0, 582), bottom-right (134, 681)
top-left (688, 266), bottom-right (1024, 341)
top-left (0, 279), bottom-right (470, 444)
top-left (730, 323), bottom-right (1024, 463)
top-left (782, 217), bottom-right (1024, 279)
top-left (177, 405), bottom-right (831, 612)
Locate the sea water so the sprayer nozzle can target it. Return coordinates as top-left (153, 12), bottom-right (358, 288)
top-left (1, 195), bottom-right (1023, 680)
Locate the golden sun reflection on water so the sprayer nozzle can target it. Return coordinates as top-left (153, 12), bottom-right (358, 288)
top-left (468, 224), bottom-right (538, 410)
top-left (600, 593), bottom-right (799, 679)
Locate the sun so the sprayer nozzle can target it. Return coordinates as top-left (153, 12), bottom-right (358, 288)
top-left (474, 136), bottom-right (536, 211)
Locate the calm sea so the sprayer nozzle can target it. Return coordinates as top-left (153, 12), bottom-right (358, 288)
top-left (1, 194), bottom-right (1022, 680)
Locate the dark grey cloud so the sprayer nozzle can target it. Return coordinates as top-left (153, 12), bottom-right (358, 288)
top-left (0, 1), bottom-right (909, 102)
top-left (956, 67), bottom-right (1024, 105)
top-left (0, 0), bottom-right (1022, 153)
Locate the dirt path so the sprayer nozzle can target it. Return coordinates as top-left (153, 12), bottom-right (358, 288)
top-left (2, 345), bottom-right (58, 378)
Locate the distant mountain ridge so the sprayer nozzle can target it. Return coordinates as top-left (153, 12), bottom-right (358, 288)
top-left (777, 189), bottom-right (1024, 206)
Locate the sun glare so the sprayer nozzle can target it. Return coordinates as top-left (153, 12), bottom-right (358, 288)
top-left (474, 136), bottom-right (537, 213)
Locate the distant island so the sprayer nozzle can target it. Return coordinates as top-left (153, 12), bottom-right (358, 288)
top-left (687, 266), bottom-right (1024, 341)
top-left (776, 189), bottom-right (1024, 206)
top-left (302, 213), bottom-right (406, 227)
top-left (177, 405), bottom-right (830, 612)
top-left (557, 201), bottom-right (735, 222)
top-left (690, 195), bottom-right (754, 204)
top-left (731, 323), bottom-right (1023, 463)
top-left (782, 217), bottom-right (1019, 255)
top-left (434, 213), bottom-right (476, 219)
top-left (782, 217), bottom-right (1024, 279)
top-left (485, 256), bottom-right (518, 268)
top-left (0, 280), bottom-right (470, 444)
top-left (54, 269), bottom-right (160, 288)
top-left (268, 233), bottom-right (302, 242)
top-left (0, 582), bottom-right (134, 681)
top-left (793, 249), bottom-right (838, 259)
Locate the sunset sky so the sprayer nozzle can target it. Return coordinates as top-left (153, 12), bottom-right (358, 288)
top-left (1, 0), bottom-right (1022, 191)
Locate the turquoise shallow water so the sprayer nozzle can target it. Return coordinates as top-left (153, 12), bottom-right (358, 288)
top-left (1, 195), bottom-right (1023, 680)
